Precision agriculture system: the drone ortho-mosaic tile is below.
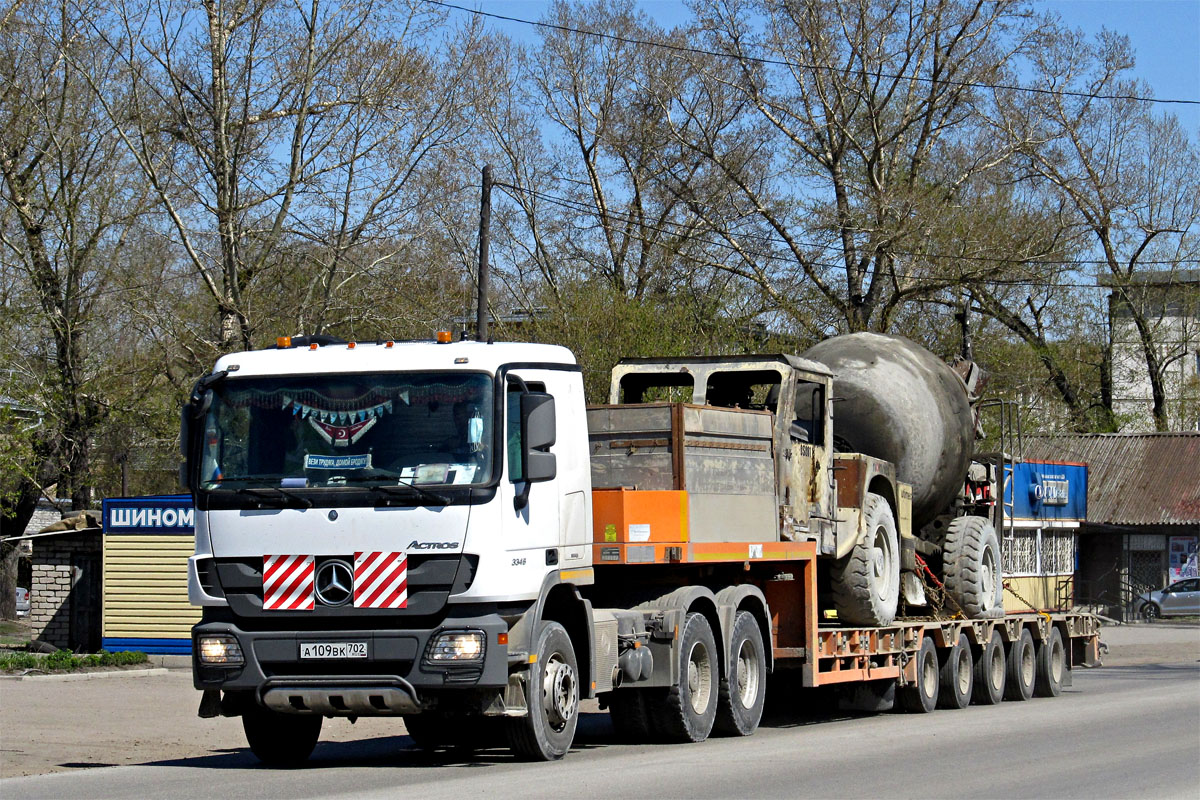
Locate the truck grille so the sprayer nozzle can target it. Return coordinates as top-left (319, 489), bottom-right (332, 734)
top-left (210, 554), bottom-right (477, 622)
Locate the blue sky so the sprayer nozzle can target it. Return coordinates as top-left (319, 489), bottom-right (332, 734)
top-left (467, 0), bottom-right (1200, 132)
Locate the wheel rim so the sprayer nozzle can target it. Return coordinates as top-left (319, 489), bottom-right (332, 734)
top-left (872, 524), bottom-right (895, 602)
top-left (734, 637), bottom-right (761, 709)
top-left (1020, 644), bottom-right (1034, 686)
top-left (1143, 604), bottom-right (1159, 620)
top-left (956, 650), bottom-right (971, 695)
top-left (543, 653), bottom-right (578, 733)
top-left (686, 639), bottom-right (713, 714)
top-left (1051, 639), bottom-right (1064, 682)
top-left (980, 547), bottom-right (997, 612)
top-left (989, 646), bottom-right (1004, 690)
top-left (921, 652), bottom-right (938, 698)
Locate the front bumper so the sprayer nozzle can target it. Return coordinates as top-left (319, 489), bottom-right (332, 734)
top-left (192, 613), bottom-right (509, 714)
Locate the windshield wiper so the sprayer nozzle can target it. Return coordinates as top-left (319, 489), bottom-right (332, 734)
top-left (236, 486), bottom-right (313, 508)
top-left (370, 481), bottom-right (450, 506)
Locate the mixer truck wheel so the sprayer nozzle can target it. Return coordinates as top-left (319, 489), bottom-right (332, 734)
top-left (830, 492), bottom-right (900, 626)
top-left (242, 705), bottom-right (322, 767)
top-left (714, 611), bottom-right (767, 736)
top-left (648, 612), bottom-right (719, 743)
top-left (943, 516), bottom-right (1003, 619)
top-left (506, 621), bottom-right (579, 760)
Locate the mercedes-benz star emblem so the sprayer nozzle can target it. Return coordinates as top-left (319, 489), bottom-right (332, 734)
top-left (314, 559), bottom-right (353, 607)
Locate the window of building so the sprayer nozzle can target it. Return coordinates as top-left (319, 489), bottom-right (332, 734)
top-left (1002, 528), bottom-right (1076, 577)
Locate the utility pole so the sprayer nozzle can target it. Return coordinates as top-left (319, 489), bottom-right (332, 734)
top-left (477, 165), bottom-right (492, 343)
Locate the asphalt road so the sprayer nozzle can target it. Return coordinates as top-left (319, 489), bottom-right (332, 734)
top-left (3, 647), bottom-right (1197, 800)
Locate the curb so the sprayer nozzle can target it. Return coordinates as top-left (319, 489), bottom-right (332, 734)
top-left (0, 667), bottom-right (170, 683)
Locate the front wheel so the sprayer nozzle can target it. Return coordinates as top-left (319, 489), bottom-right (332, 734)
top-left (506, 621), bottom-right (579, 761)
top-left (242, 706), bottom-right (322, 767)
top-left (830, 492), bottom-right (900, 626)
top-left (1140, 602), bottom-right (1161, 621)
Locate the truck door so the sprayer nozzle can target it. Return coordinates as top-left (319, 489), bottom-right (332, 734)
top-left (789, 378), bottom-right (833, 545)
top-left (501, 374), bottom-right (561, 569)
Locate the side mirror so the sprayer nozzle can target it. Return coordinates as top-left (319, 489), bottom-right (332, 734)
top-left (521, 392), bottom-right (556, 483)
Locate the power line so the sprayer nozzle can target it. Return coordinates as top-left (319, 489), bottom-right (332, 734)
top-left (427, 0), bottom-right (1200, 107)
top-left (497, 181), bottom-right (1194, 289)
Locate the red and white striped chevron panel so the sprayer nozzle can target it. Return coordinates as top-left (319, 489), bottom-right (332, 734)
top-left (262, 554), bottom-right (315, 611)
top-left (353, 551), bottom-right (408, 609)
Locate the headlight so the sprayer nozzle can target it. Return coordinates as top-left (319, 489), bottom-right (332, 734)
top-left (425, 630), bottom-right (486, 663)
top-left (198, 634), bottom-right (244, 666)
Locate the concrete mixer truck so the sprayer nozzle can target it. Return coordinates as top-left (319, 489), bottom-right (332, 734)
top-left (183, 332), bottom-right (1099, 766)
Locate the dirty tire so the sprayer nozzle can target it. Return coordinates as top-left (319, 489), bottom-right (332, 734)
top-left (943, 516), bottom-right (1003, 619)
top-left (715, 611), bottom-right (767, 736)
top-left (830, 492), bottom-right (900, 626)
top-left (898, 636), bottom-right (939, 713)
top-left (1034, 626), bottom-right (1066, 698)
top-left (242, 706), bottom-right (322, 767)
top-left (506, 621), bottom-right (579, 761)
top-left (608, 689), bottom-right (657, 743)
top-left (1005, 627), bottom-right (1036, 701)
top-left (972, 629), bottom-right (1006, 705)
top-left (937, 632), bottom-right (974, 709)
top-left (648, 612), bottom-right (718, 743)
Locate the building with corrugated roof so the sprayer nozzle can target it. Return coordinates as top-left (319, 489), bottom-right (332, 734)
top-left (1022, 432), bottom-right (1200, 619)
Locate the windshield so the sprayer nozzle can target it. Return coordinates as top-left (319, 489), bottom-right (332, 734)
top-left (199, 372), bottom-right (494, 490)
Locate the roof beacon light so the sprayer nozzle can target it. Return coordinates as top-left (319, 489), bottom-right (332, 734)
top-left (347, 342), bottom-right (356, 349)
top-left (436, 331), bottom-right (453, 344)
top-left (385, 341), bottom-right (394, 348)
top-left (276, 336), bottom-right (292, 348)
top-left (309, 342), bottom-right (319, 350)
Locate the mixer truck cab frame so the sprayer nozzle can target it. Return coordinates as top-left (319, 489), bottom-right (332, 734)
top-left (607, 354), bottom-right (919, 627)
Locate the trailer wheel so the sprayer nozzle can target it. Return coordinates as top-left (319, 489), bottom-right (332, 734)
top-left (649, 612), bottom-right (718, 742)
top-left (715, 611), bottom-right (767, 736)
top-left (608, 689), bottom-right (656, 743)
top-left (937, 632), bottom-right (974, 709)
top-left (242, 705), bottom-right (322, 767)
top-left (972, 629), bottom-right (1006, 705)
top-left (898, 636), bottom-right (939, 713)
top-left (942, 516), bottom-right (1003, 619)
top-left (830, 492), bottom-right (899, 626)
top-left (506, 621), bottom-right (578, 761)
top-left (1034, 626), bottom-right (1065, 698)
top-left (1005, 627), bottom-right (1036, 701)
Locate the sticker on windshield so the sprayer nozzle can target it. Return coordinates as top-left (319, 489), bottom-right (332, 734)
top-left (305, 453), bottom-right (373, 470)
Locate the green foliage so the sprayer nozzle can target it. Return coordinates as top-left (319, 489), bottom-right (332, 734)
top-left (0, 649), bottom-right (149, 672)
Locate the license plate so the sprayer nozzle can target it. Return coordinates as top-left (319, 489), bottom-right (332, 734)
top-left (300, 641), bottom-right (368, 659)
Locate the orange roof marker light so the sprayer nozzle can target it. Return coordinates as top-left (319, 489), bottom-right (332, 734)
top-left (309, 342), bottom-right (319, 350)
top-left (436, 331), bottom-right (453, 344)
top-left (276, 336), bottom-right (292, 348)
top-left (384, 341), bottom-right (395, 348)
top-left (347, 342), bottom-right (356, 349)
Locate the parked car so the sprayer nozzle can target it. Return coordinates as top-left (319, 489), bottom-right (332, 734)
top-left (15, 586), bottom-right (30, 617)
top-left (1136, 578), bottom-right (1200, 620)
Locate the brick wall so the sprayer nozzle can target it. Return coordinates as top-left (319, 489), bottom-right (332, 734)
top-left (30, 532), bottom-right (102, 650)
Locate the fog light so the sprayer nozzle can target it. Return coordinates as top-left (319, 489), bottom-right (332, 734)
top-left (426, 631), bottom-right (485, 663)
top-left (198, 634), bottom-right (244, 666)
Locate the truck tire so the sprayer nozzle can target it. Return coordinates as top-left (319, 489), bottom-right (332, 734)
top-left (937, 632), bottom-right (973, 709)
top-left (898, 635), bottom-right (939, 713)
top-left (714, 611), bottom-right (767, 736)
top-left (1034, 626), bottom-right (1065, 698)
top-left (942, 516), bottom-right (1003, 619)
top-left (648, 612), bottom-right (718, 743)
top-left (830, 492), bottom-right (900, 626)
top-left (972, 629), bottom-right (1006, 705)
top-left (242, 705), bottom-right (322, 767)
top-left (1005, 627), bottom-right (1036, 701)
top-left (608, 689), bottom-right (656, 743)
top-left (506, 621), bottom-right (579, 761)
